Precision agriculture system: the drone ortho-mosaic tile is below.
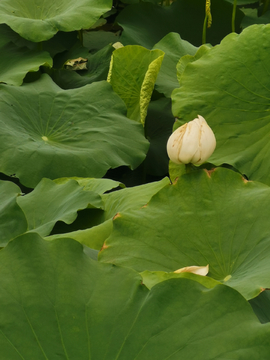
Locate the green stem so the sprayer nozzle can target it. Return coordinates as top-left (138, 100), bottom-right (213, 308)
top-left (78, 30), bottom-right (83, 46)
top-left (202, 14), bottom-right (207, 44)
top-left (165, 0), bottom-right (170, 5)
top-left (232, 0), bottom-right (237, 33)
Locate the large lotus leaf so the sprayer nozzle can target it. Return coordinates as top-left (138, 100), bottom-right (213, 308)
top-left (0, 42), bottom-right (52, 86)
top-left (117, 0), bottom-right (244, 48)
top-left (107, 45), bottom-right (164, 125)
top-left (0, 74), bottom-right (149, 188)
top-left (176, 43), bottom-right (211, 82)
top-left (1, 232), bottom-right (270, 359)
top-left (52, 44), bottom-right (114, 89)
top-left (172, 24), bottom-right (270, 185)
top-left (100, 168), bottom-right (270, 299)
top-left (152, 33), bottom-right (198, 97)
top-left (0, 180), bottom-right (27, 247)
top-left (47, 177), bottom-right (170, 249)
top-left (250, 290), bottom-right (270, 324)
top-left (0, 0), bottom-right (112, 42)
top-left (17, 178), bottom-right (103, 237)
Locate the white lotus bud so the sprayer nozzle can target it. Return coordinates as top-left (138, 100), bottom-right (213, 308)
top-left (167, 115), bottom-right (216, 165)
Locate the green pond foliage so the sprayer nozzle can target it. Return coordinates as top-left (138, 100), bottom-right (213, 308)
top-left (1, 0), bottom-right (270, 358)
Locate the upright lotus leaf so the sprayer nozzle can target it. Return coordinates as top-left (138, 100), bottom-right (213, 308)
top-left (0, 74), bottom-right (149, 188)
top-left (1, 233), bottom-right (270, 359)
top-left (100, 168), bottom-right (270, 300)
top-left (0, 180), bottom-right (27, 247)
top-left (117, 0), bottom-right (244, 48)
top-left (172, 24), bottom-right (270, 185)
top-left (47, 177), bottom-right (170, 249)
top-left (17, 178), bottom-right (103, 237)
top-left (0, 0), bottom-right (112, 42)
top-left (152, 33), bottom-right (198, 97)
top-left (0, 42), bottom-right (52, 86)
top-left (107, 45), bottom-right (164, 125)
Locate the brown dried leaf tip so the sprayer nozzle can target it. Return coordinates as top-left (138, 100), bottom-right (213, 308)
top-left (100, 242), bottom-right (109, 252)
top-left (113, 212), bottom-right (121, 220)
top-left (204, 168), bottom-right (216, 178)
top-left (141, 203), bottom-right (148, 209)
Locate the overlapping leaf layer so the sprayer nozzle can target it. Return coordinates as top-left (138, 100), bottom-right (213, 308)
top-left (1, 1), bottom-right (270, 358)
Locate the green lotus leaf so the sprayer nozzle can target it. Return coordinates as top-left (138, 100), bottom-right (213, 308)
top-left (250, 290), bottom-right (270, 324)
top-left (47, 177), bottom-right (170, 249)
top-left (17, 178), bottom-right (103, 237)
top-left (0, 0), bottom-right (112, 42)
top-left (141, 269), bottom-right (221, 290)
top-left (52, 44), bottom-right (114, 89)
top-left (0, 74), bottom-right (149, 188)
top-left (153, 33), bottom-right (198, 97)
top-left (54, 177), bottom-right (123, 194)
top-left (100, 168), bottom-right (270, 299)
top-left (0, 24), bottom-right (34, 48)
top-left (0, 42), bottom-right (52, 86)
top-left (117, 0), bottom-right (244, 48)
top-left (0, 180), bottom-right (27, 247)
top-left (176, 43), bottom-right (211, 83)
top-left (0, 232), bottom-right (269, 359)
top-left (172, 24), bottom-right (270, 185)
top-left (0, 24), bottom-right (78, 57)
top-left (241, 8), bottom-right (270, 28)
top-left (107, 45), bottom-right (164, 125)
top-left (83, 30), bottom-right (120, 52)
